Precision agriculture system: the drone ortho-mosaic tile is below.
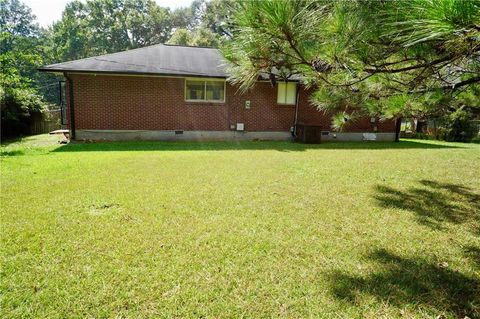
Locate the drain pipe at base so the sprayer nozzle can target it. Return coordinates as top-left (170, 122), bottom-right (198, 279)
top-left (292, 89), bottom-right (300, 139)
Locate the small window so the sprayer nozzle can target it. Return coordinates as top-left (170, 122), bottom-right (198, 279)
top-left (186, 79), bottom-right (225, 102)
top-left (277, 82), bottom-right (297, 105)
top-left (186, 80), bottom-right (205, 100)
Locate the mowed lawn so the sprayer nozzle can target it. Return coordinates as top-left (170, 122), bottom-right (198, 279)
top-left (1, 135), bottom-right (479, 318)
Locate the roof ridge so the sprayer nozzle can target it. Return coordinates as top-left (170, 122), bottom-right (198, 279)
top-left (46, 43), bottom-right (167, 67)
top-left (163, 43), bottom-right (218, 49)
top-left (44, 43), bottom-right (220, 68)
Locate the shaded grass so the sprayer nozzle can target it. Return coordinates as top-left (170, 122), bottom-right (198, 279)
top-left (374, 180), bottom-right (480, 230)
top-left (1, 135), bottom-right (479, 318)
top-left (1, 134), bottom-right (61, 156)
top-left (329, 249), bottom-right (479, 318)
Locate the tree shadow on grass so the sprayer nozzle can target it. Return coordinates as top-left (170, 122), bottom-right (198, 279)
top-left (350, 181), bottom-right (480, 316)
top-left (463, 246), bottom-right (480, 270)
top-left (329, 249), bottom-right (480, 318)
top-left (0, 149), bottom-right (25, 157)
top-left (374, 180), bottom-right (480, 231)
top-left (50, 139), bottom-right (463, 153)
top-left (0, 135), bottom-right (25, 147)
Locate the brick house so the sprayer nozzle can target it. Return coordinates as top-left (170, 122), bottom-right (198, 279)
top-left (39, 44), bottom-right (397, 141)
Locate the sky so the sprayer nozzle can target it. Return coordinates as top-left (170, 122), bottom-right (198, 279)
top-left (22, 0), bottom-right (194, 27)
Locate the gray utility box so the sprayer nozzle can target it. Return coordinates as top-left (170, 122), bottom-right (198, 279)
top-left (295, 124), bottom-right (322, 144)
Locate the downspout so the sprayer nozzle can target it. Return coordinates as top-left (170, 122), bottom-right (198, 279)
top-left (292, 89), bottom-right (300, 138)
top-left (64, 73), bottom-right (76, 140)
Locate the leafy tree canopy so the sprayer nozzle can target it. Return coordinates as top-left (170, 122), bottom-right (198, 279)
top-left (167, 0), bottom-right (237, 48)
top-left (223, 0), bottom-right (480, 129)
top-left (1, 0), bottom-right (51, 136)
top-left (49, 0), bottom-right (174, 61)
top-left (167, 27), bottom-right (219, 47)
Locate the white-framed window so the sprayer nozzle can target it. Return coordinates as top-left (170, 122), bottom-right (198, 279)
top-left (185, 78), bottom-right (225, 103)
top-left (277, 82), bottom-right (297, 105)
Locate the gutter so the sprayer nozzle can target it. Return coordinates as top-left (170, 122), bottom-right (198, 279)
top-left (38, 68), bottom-right (229, 79)
top-left (64, 73), bottom-right (76, 140)
top-left (37, 69), bottom-right (302, 83)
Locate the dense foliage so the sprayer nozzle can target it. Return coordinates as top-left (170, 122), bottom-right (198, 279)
top-left (0, 0), bottom-right (51, 136)
top-left (223, 0), bottom-right (480, 135)
top-left (442, 108), bottom-right (479, 142)
top-left (47, 0), bottom-right (232, 61)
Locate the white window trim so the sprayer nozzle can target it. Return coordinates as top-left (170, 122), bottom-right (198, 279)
top-left (184, 77), bottom-right (226, 103)
top-left (277, 82), bottom-right (297, 106)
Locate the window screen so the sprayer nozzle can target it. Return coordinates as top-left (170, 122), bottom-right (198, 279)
top-left (186, 80), bottom-right (205, 101)
top-left (206, 81), bottom-right (225, 101)
top-left (186, 79), bottom-right (225, 102)
top-left (277, 82), bottom-right (297, 105)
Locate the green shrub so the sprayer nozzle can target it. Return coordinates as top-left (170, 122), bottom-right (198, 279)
top-left (433, 127), bottom-right (448, 141)
top-left (413, 132), bottom-right (430, 140)
top-left (443, 108), bottom-right (479, 143)
top-left (471, 135), bottom-right (480, 144)
top-left (1, 86), bottom-right (48, 137)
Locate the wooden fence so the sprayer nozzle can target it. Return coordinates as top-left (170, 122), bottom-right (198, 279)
top-left (29, 109), bottom-right (62, 135)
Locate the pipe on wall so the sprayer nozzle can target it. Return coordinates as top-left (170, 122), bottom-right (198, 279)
top-left (292, 89), bottom-right (300, 138)
top-left (64, 73), bottom-right (76, 140)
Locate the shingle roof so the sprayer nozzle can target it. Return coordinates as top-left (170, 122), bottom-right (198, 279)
top-left (39, 44), bottom-right (228, 78)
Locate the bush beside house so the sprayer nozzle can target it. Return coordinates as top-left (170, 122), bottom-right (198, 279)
top-left (405, 109), bottom-right (480, 143)
top-left (0, 86), bottom-right (50, 138)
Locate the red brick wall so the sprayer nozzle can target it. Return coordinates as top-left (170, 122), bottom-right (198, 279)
top-left (67, 74), bottom-right (395, 133)
top-left (69, 74), bottom-right (228, 131)
top-left (296, 88), bottom-right (396, 132)
top-left (229, 82), bottom-right (297, 131)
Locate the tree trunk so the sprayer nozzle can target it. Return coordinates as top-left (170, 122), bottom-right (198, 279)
top-left (395, 117), bottom-right (402, 142)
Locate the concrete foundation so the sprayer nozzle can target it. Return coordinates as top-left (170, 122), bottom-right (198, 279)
top-left (75, 130), bottom-right (292, 141)
top-left (75, 130), bottom-right (396, 142)
top-left (320, 132), bottom-right (396, 142)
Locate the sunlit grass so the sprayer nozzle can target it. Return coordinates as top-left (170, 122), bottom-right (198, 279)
top-left (1, 135), bottom-right (479, 318)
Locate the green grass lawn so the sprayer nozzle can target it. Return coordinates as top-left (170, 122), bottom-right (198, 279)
top-left (1, 135), bottom-right (479, 318)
